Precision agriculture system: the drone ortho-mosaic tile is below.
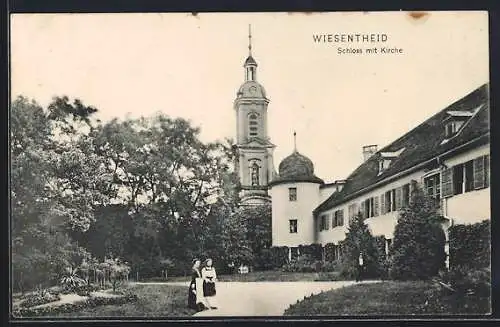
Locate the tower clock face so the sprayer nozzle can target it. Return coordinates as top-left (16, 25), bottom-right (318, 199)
top-left (249, 86), bottom-right (257, 94)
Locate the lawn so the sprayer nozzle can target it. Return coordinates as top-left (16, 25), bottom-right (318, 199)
top-left (46, 284), bottom-right (196, 317)
top-left (283, 281), bottom-right (491, 316)
top-left (147, 270), bottom-right (341, 283)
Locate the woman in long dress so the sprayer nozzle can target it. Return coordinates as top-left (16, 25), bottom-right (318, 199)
top-left (187, 259), bottom-right (206, 311)
top-left (201, 258), bottom-right (218, 309)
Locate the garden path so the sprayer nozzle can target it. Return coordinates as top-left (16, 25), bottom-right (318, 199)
top-left (137, 280), bottom-right (379, 316)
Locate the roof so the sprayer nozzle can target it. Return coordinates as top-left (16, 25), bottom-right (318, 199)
top-left (314, 83), bottom-right (490, 216)
top-left (244, 55), bottom-right (258, 66)
top-left (269, 151), bottom-right (324, 186)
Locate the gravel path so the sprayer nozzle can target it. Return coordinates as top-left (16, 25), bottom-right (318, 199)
top-left (133, 280), bottom-right (378, 316)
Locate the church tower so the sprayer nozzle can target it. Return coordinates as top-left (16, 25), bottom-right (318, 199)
top-left (233, 25), bottom-right (276, 205)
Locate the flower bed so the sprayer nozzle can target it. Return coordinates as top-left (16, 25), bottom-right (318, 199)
top-left (18, 292), bottom-right (61, 308)
top-left (12, 291), bottom-right (138, 318)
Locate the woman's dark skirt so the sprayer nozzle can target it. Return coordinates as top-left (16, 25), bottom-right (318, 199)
top-left (203, 280), bottom-right (216, 297)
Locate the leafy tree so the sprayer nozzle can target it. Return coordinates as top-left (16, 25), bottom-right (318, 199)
top-left (390, 183), bottom-right (446, 280)
top-left (339, 213), bottom-right (384, 279)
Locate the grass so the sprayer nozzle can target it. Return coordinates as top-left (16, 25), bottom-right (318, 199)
top-left (48, 284), bottom-right (196, 317)
top-left (284, 281), bottom-right (491, 316)
top-left (144, 270), bottom-right (342, 283)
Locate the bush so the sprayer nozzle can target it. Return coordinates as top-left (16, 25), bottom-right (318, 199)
top-left (298, 244), bottom-right (323, 261)
top-left (419, 267), bottom-right (491, 314)
top-left (339, 213), bottom-right (384, 280)
top-left (324, 243), bottom-right (335, 262)
top-left (13, 292), bottom-right (139, 318)
top-left (282, 255), bottom-right (317, 273)
top-left (390, 183), bottom-right (446, 280)
top-left (449, 220), bottom-right (490, 270)
top-left (19, 291), bottom-right (60, 308)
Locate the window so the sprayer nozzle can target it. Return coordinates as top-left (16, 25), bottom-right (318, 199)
top-left (348, 203), bottom-right (358, 222)
top-left (319, 214), bottom-right (329, 231)
top-left (474, 155), bottom-right (490, 189)
top-left (361, 197), bottom-right (378, 219)
top-left (383, 190), bottom-right (396, 213)
top-left (289, 187), bottom-right (297, 201)
top-left (402, 184), bottom-right (411, 207)
top-left (443, 156), bottom-right (488, 198)
top-left (453, 163), bottom-right (465, 195)
top-left (424, 175), bottom-right (440, 199)
top-left (289, 219), bottom-right (298, 233)
top-left (445, 121), bottom-right (464, 138)
top-left (248, 113), bottom-right (259, 137)
top-left (464, 160), bottom-right (474, 192)
top-left (333, 210), bottom-right (344, 228)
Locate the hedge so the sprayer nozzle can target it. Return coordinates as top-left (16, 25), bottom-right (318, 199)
top-left (449, 220), bottom-right (490, 270)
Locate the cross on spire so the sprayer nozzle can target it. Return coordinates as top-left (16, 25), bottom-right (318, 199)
top-left (248, 24), bottom-right (252, 56)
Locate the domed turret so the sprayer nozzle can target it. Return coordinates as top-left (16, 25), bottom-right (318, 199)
top-left (269, 133), bottom-right (324, 186)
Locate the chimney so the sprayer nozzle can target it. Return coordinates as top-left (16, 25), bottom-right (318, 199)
top-left (362, 145), bottom-right (378, 162)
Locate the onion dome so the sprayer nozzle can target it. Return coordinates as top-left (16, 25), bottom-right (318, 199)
top-left (269, 150), bottom-right (324, 186)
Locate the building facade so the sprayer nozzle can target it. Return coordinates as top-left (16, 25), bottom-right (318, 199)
top-left (270, 84), bottom-right (490, 262)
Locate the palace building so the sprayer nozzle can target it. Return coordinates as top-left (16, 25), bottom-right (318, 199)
top-left (232, 29), bottom-right (490, 262)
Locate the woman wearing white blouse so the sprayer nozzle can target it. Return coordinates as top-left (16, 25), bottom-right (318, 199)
top-left (201, 258), bottom-right (218, 309)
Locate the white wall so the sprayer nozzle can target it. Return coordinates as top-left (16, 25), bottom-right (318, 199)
top-left (315, 143), bottom-right (490, 245)
top-left (316, 170), bottom-right (422, 245)
top-left (271, 182), bottom-right (320, 247)
top-left (444, 143), bottom-right (490, 225)
top-left (319, 185), bottom-right (338, 203)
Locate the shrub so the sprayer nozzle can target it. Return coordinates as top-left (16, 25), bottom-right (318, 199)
top-left (12, 292), bottom-right (139, 318)
top-left (448, 220), bottom-right (490, 270)
top-left (390, 183), bottom-right (446, 280)
top-left (324, 243), bottom-right (335, 262)
top-left (19, 290), bottom-right (60, 308)
top-left (339, 213), bottom-right (384, 279)
top-left (298, 244), bottom-right (323, 261)
top-left (282, 255), bottom-right (317, 273)
top-left (59, 267), bottom-right (86, 293)
top-left (419, 267), bottom-right (491, 314)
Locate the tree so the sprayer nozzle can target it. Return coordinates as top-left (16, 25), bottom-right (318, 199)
top-left (390, 182), bottom-right (446, 280)
top-left (339, 213), bottom-right (384, 279)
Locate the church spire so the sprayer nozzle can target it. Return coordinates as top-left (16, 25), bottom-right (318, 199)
top-left (248, 24), bottom-right (252, 56)
top-left (293, 131), bottom-right (297, 152)
top-left (244, 25), bottom-right (258, 81)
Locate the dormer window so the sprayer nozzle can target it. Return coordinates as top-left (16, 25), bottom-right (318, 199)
top-left (445, 120), bottom-right (464, 138)
top-left (442, 107), bottom-right (481, 143)
top-left (378, 148), bottom-right (405, 175)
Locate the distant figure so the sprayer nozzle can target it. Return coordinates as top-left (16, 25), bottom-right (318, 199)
top-left (187, 259), bottom-right (207, 311)
top-left (201, 258), bottom-right (218, 309)
top-left (356, 252), bottom-right (364, 282)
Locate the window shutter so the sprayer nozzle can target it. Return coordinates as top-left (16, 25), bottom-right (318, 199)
top-left (325, 215), bottom-right (330, 229)
top-left (360, 201), bottom-right (366, 219)
top-left (441, 168), bottom-right (454, 197)
top-left (373, 196), bottom-right (379, 216)
top-left (348, 204), bottom-right (353, 220)
top-left (340, 210), bottom-right (344, 226)
top-left (473, 156), bottom-right (485, 189)
top-left (380, 194), bottom-right (386, 215)
top-left (395, 187), bottom-right (403, 210)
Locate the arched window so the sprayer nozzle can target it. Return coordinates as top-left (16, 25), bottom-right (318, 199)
top-left (248, 113), bottom-right (259, 137)
top-left (250, 162), bottom-right (260, 186)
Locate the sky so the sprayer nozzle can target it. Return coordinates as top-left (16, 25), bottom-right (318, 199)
top-left (11, 11), bottom-right (489, 182)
